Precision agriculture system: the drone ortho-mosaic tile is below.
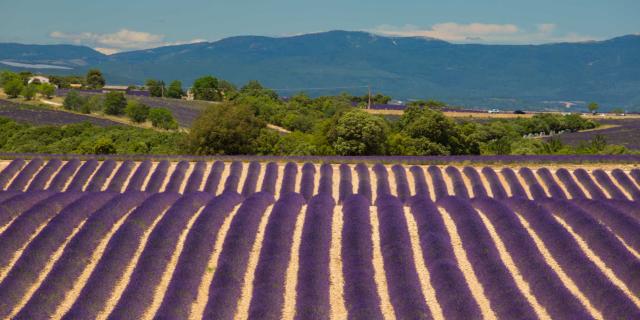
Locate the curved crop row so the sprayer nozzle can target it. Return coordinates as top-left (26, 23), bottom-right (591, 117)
top-left (85, 160), bottom-right (117, 192)
top-left (438, 196), bottom-right (537, 319)
top-left (462, 166), bottom-right (487, 198)
top-left (535, 168), bottom-right (566, 199)
top-left (248, 193), bottom-right (305, 318)
top-left (106, 160), bottom-right (135, 192)
top-left (317, 164), bottom-right (333, 196)
top-left (164, 161), bottom-right (190, 193)
top-left (154, 192), bottom-right (242, 319)
top-left (108, 192), bottom-right (215, 319)
top-left (445, 166), bottom-right (469, 200)
top-left (66, 159), bottom-right (98, 192)
top-left (355, 164), bottom-right (372, 203)
top-left (241, 161), bottom-right (261, 197)
top-left (300, 163), bottom-right (316, 201)
top-left (295, 194), bottom-right (335, 319)
top-left (125, 160), bottom-right (152, 192)
top-left (372, 164), bottom-right (391, 200)
top-left (202, 192), bottom-right (275, 319)
top-left (338, 164), bottom-right (352, 203)
top-left (0, 159), bottom-right (26, 190)
top-left (554, 168), bottom-right (586, 199)
top-left (376, 194), bottom-right (431, 319)
top-left (611, 169), bottom-right (640, 200)
top-left (391, 165), bottom-right (410, 203)
top-left (427, 166), bottom-right (448, 201)
top-left (280, 162), bottom-right (299, 197)
top-left (14, 192), bottom-right (150, 320)
top-left (500, 168), bottom-right (527, 198)
top-left (573, 169), bottom-right (607, 200)
top-left (341, 194), bottom-right (382, 319)
top-left (261, 162), bottom-right (278, 195)
top-left (505, 198), bottom-right (640, 318)
top-left (7, 158), bottom-right (44, 192)
top-left (472, 198), bottom-right (592, 318)
top-left (592, 169), bottom-right (627, 200)
top-left (0, 192), bottom-right (117, 319)
top-left (0, 191), bottom-right (54, 231)
top-left (145, 160), bottom-right (170, 193)
top-left (518, 167), bottom-right (547, 200)
top-left (184, 161), bottom-right (207, 193)
top-left (25, 159), bottom-right (61, 192)
top-left (63, 192), bottom-right (182, 319)
top-left (410, 166), bottom-right (430, 199)
top-left (481, 167), bottom-right (507, 199)
top-left (203, 161), bottom-right (225, 193)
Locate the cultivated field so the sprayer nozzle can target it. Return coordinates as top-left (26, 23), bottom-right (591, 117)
top-left (0, 158), bottom-right (639, 319)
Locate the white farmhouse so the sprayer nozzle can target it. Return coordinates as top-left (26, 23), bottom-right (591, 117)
top-left (27, 75), bottom-right (50, 85)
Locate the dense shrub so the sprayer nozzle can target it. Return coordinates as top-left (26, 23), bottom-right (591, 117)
top-left (148, 108), bottom-right (178, 130)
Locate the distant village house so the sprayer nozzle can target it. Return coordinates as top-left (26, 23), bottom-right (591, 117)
top-left (27, 76), bottom-right (51, 85)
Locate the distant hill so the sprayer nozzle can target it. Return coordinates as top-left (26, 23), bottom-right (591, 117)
top-left (2, 31), bottom-right (639, 110)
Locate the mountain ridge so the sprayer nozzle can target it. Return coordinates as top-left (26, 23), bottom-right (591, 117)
top-left (1, 31), bottom-right (639, 110)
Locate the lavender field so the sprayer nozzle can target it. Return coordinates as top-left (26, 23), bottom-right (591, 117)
top-left (0, 157), bottom-right (639, 319)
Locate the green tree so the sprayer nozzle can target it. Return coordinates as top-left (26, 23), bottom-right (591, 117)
top-left (38, 83), bottom-right (55, 99)
top-left (148, 108), bottom-right (178, 130)
top-left (82, 95), bottom-right (103, 114)
top-left (587, 102), bottom-right (599, 114)
top-left (63, 90), bottom-right (86, 111)
top-left (185, 102), bottom-right (265, 154)
top-left (3, 78), bottom-right (24, 98)
top-left (86, 69), bottom-right (105, 88)
top-left (166, 80), bottom-right (184, 99)
top-left (145, 79), bottom-right (165, 97)
top-left (103, 91), bottom-right (127, 115)
top-left (0, 71), bottom-right (20, 87)
top-left (93, 137), bottom-right (116, 154)
top-left (330, 109), bottom-right (388, 155)
top-left (125, 100), bottom-right (150, 123)
top-left (21, 84), bottom-right (38, 100)
top-left (192, 76), bottom-right (221, 101)
top-left (240, 80), bottom-right (278, 100)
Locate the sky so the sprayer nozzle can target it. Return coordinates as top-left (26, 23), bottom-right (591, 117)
top-left (1, 0), bottom-right (638, 54)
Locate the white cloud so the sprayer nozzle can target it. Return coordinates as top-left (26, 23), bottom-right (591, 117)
top-left (371, 22), bottom-right (594, 44)
top-left (50, 29), bottom-right (206, 54)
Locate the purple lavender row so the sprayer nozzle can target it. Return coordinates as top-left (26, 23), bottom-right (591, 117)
top-left (29, 160), bottom-right (61, 191)
top-left (410, 166), bottom-right (430, 199)
top-left (341, 194), bottom-right (383, 319)
top-left (154, 192), bottom-right (241, 319)
top-left (505, 198), bottom-right (640, 318)
top-left (500, 168), bottom-right (527, 198)
top-left (542, 199), bottom-right (640, 295)
top-left (108, 192), bottom-right (215, 319)
top-left (241, 162), bottom-right (261, 197)
top-left (261, 162), bottom-right (278, 195)
top-left (392, 165), bottom-right (411, 204)
top-left (0, 193), bottom-right (116, 319)
top-left (592, 170), bottom-right (627, 200)
top-left (611, 169), bottom-right (640, 200)
top-left (145, 160), bottom-right (170, 193)
top-left (573, 169), bottom-right (607, 200)
top-left (438, 196), bottom-right (537, 319)
top-left (338, 164), bottom-right (352, 204)
top-left (630, 169), bottom-right (640, 186)
top-left (480, 167), bottom-right (507, 199)
top-left (85, 160), bottom-right (117, 192)
top-left (106, 160), bottom-right (135, 192)
top-left (444, 166), bottom-right (469, 200)
top-left (125, 160), bottom-right (152, 192)
top-left (66, 159), bottom-right (99, 192)
top-left (407, 196), bottom-right (480, 319)
top-left (427, 166), bottom-right (448, 201)
top-left (248, 193), bottom-right (306, 318)
top-left (535, 168), bottom-right (567, 199)
top-left (7, 158), bottom-right (44, 191)
top-left (472, 198), bottom-right (592, 319)
top-left (602, 200), bottom-right (640, 221)
top-left (317, 164), bottom-right (333, 196)
top-left (572, 199), bottom-right (640, 253)
top-left (376, 194), bottom-right (431, 319)
top-left (554, 168), bottom-right (586, 198)
top-left (164, 161), bottom-right (190, 193)
top-left (355, 163), bottom-right (372, 204)
top-left (518, 167), bottom-right (547, 200)
top-left (300, 163), bottom-right (316, 201)
top-left (294, 194), bottom-right (335, 319)
top-left (0, 191), bottom-right (54, 231)
top-left (184, 161), bottom-right (207, 193)
top-left (223, 161), bottom-right (243, 194)
top-left (0, 192), bottom-right (83, 272)
top-left (203, 161), bottom-right (225, 193)
top-left (462, 166), bottom-right (487, 198)
top-left (0, 191), bottom-right (20, 204)
top-left (372, 164), bottom-right (391, 202)
top-left (0, 159), bottom-right (25, 190)
top-left (15, 192), bottom-right (150, 320)
top-left (62, 193), bottom-right (182, 320)
top-left (202, 192), bottom-right (275, 319)
top-left (280, 162), bottom-right (299, 197)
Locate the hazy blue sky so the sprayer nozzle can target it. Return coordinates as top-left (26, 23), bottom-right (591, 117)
top-left (1, 0), bottom-right (638, 53)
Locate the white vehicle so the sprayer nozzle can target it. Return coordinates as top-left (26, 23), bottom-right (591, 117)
top-left (488, 109), bottom-right (500, 114)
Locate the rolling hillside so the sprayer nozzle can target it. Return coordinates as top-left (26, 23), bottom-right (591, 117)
top-left (2, 31), bottom-right (640, 110)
